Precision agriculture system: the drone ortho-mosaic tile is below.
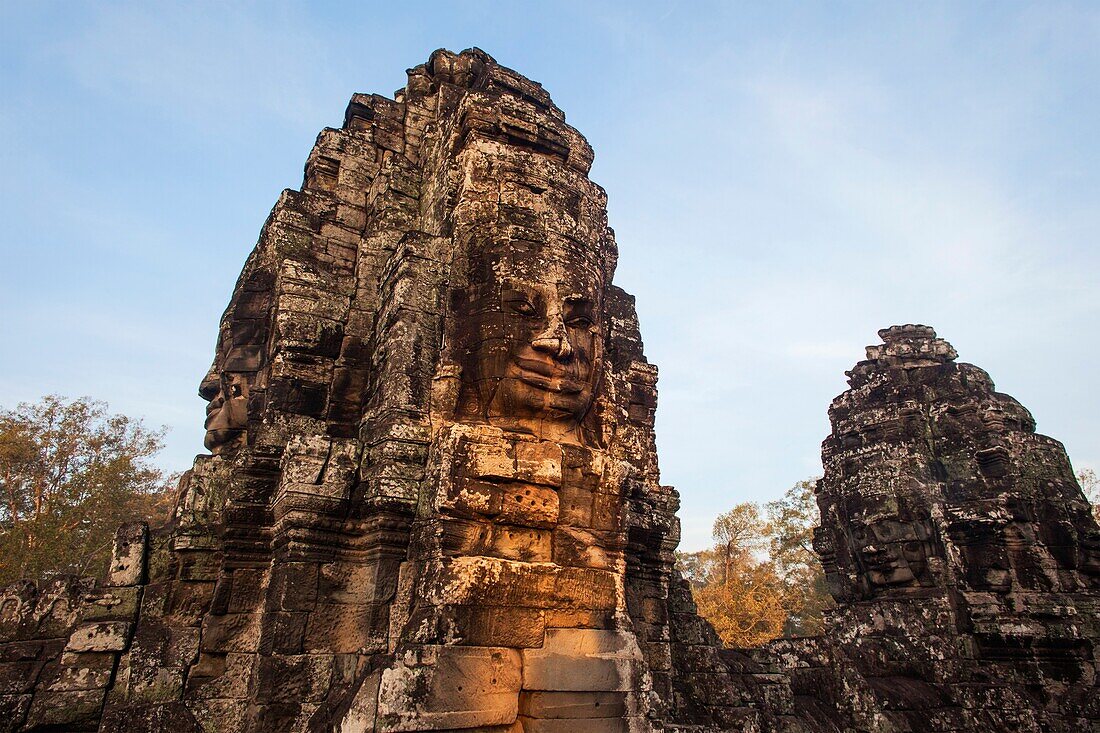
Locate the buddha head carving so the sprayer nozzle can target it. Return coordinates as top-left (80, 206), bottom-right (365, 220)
top-left (199, 366), bottom-right (250, 455)
top-left (450, 243), bottom-right (604, 445)
top-left (847, 498), bottom-right (935, 597)
top-left (947, 508), bottom-right (1013, 592)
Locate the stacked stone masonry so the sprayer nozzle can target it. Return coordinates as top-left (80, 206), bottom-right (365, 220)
top-left (1, 51), bottom-right (1097, 733)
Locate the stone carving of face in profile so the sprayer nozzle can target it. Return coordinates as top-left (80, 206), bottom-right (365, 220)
top-left (812, 524), bottom-right (850, 599)
top-left (1034, 498), bottom-right (1100, 584)
top-left (849, 506), bottom-right (934, 595)
top-left (199, 366), bottom-right (249, 455)
top-left (1078, 529), bottom-right (1100, 582)
top-left (453, 258), bottom-right (603, 445)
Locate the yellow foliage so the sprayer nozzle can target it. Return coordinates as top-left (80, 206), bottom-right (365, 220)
top-left (679, 483), bottom-right (835, 646)
top-left (692, 559), bottom-right (786, 647)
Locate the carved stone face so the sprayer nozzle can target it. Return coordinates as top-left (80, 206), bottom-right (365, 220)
top-left (454, 264), bottom-right (603, 444)
top-left (199, 367), bottom-right (249, 455)
top-left (1079, 527), bottom-right (1100, 578)
top-left (949, 514), bottom-right (1012, 592)
top-left (1047, 505), bottom-right (1100, 580)
top-left (850, 515), bottom-right (933, 592)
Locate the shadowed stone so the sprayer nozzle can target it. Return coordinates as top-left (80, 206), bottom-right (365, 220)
top-left (773, 325), bottom-right (1100, 732)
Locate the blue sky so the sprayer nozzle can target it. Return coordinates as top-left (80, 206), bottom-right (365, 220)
top-left (2, 1), bottom-right (1098, 551)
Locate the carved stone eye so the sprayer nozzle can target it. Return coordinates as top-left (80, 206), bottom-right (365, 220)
top-left (566, 315), bottom-right (593, 328)
top-left (505, 298), bottom-right (538, 317)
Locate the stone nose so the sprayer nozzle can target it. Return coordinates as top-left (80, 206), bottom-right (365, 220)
top-left (531, 314), bottom-right (574, 360)
top-left (199, 367), bottom-right (220, 401)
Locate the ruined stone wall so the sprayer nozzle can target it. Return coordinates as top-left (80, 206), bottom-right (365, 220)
top-left (0, 525), bottom-right (148, 729)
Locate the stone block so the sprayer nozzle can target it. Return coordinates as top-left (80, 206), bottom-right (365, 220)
top-left (450, 606), bottom-right (546, 648)
top-left (0, 661), bottom-right (40, 695)
top-left (490, 525), bottom-right (553, 563)
top-left (592, 491), bottom-right (625, 531)
top-left (0, 641), bottom-right (44, 664)
top-left (519, 690), bottom-right (628, 718)
top-left (200, 613), bottom-right (261, 654)
top-left (107, 523), bottom-right (148, 587)
top-left (185, 652), bottom-right (254, 700)
top-left (255, 653), bottom-right (333, 704)
top-left (66, 622), bottom-right (131, 653)
top-left (272, 562), bottom-right (320, 611)
top-left (376, 646), bottom-right (522, 731)
top-left (186, 697), bottom-right (249, 733)
top-left (521, 629), bottom-right (644, 692)
top-left (304, 602), bottom-right (372, 653)
top-left (0, 693), bottom-right (31, 727)
top-left (226, 568), bottom-right (268, 614)
top-left (558, 484), bottom-right (594, 527)
top-left (552, 527), bottom-right (619, 570)
top-left (79, 587), bottom-right (141, 623)
top-left (24, 687), bottom-right (106, 729)
top-left (460, 433), bottom-right (515, 480)
top-left (440, 518), bottom-right (554, 562)
top-left (517, 715), bottom-right (647, 732)
top-left (317, 561), bottom-right (375, 605)
top-left (514, 440), bottom-right (563, 487)
top-left (50, 654), bottom-right (116, 691)
top-left (430, 557), bottom-right (617, 611)
top-left (336, 669), bottom-right (381, 733)
top-left (543, 609), bottom-right (616, 630)
top-left (440, 477), bottom-right (498, 517)
top-left (267, 612), bottom-right (308, 655)
top-left (497, 482), bottom-right (559, 528)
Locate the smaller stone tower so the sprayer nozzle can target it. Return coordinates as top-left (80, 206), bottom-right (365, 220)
top-left (781, 325), bottom-right (1100, 732)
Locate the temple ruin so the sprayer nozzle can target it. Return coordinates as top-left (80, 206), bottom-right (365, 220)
top-left (1, 49), bottom-right (1097, 733)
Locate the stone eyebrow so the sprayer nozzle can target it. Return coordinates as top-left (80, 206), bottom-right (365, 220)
top-left (501, 285), bottom-right (540, 300)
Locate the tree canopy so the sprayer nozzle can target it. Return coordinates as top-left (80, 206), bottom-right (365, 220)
top-left (677, 479), bottom-right (834, 647)
top-left (0, 395), bottom-right (174, 586)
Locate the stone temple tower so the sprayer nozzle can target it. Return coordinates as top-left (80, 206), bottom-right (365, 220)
top-left (0, 48), bottom-right (691, 733)
top-left (774, 325), bottom-right (1100, 732)
top-left (145, 46), bottom-right (684, 732)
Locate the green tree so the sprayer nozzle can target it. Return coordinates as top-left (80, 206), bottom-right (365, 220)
top-left (764, 479), bottom-right (834, 636)
top-left (675, 546), bottom-right (720, 588)
top-left (0, 395), bottom-right (173, 586)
